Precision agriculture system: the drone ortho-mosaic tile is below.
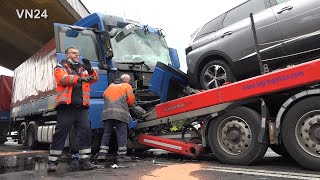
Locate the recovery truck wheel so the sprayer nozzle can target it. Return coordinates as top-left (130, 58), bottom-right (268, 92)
top-left (208, 106), bottom-right (268, 165)
top-left (282, 96), bottom-right (320, 171)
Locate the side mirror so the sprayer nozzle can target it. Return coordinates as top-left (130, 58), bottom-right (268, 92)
top-left (169, 48), bottom-right (180, 69)
top-left (104, 48), bottom-right (113, 59)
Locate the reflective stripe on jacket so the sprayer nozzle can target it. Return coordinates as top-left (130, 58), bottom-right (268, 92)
top-left (54, 61), bottom-right (98, 107)
top-left (102, 82), bottom-right (135, 123)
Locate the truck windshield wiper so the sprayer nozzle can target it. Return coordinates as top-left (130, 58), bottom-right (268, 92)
top-left (116, 61), bottom-right (150, 70)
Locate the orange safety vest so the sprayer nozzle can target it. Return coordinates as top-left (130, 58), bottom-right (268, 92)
top-left (54, 60), bottom-right (98, 107)
top-left (102, 81), bottom-right (135, 122)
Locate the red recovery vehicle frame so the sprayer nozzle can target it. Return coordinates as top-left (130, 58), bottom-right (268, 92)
top-left (136, 59), bottom-right (320, 171)
top-left (155, 60), bottom-right (315, 118)
top-left (133, 13), bottom-right (320, 171)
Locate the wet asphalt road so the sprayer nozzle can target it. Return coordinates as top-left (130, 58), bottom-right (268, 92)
top-left (0, 141), bottom-right (320, 180)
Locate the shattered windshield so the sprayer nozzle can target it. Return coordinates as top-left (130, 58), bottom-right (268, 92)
top-left (110, 28), bottom-right (171, 66)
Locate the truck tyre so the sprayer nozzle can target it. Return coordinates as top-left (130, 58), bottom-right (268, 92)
top-left (282, 96), bottom-right (320, 171)
top-left (208, 106), bottom-right (268, 165)
top-left (200, 60), bottom-right (235, 90)
top-left (0, 137), bottom-right (6, 144)
top-left (27, 124), bottom-right (39, 150)
top-left (0, 126), bottom-right (8, 144)
top-left (270, 144), bottom-right (290, 158)
top-left (18, 124), bottom-right (27, 146)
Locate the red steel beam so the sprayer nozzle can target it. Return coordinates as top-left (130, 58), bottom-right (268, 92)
top-left (138, 134), bottom-right (202, 158)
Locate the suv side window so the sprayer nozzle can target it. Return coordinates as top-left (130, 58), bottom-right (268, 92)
top-left (270, 0), bottom-right (290, 6)
top-left (275, 0), bottom-right (290, 4)
top-left (251, 0), bottom-right (269, 11)
top-left (195, 14), bottom-right (226, 40)
top-left (222, 1), bottom-right (253, 27)
top-left (222, 0), bottom-right (266, 28)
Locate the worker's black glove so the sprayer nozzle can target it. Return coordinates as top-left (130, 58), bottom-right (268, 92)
top-left (81, 76), bottom-right (94, 83)
top-left (82, 58), bottom-right (94, 74)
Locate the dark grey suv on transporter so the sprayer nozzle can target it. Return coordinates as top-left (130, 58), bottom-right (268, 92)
top-left (186, 0), bottom-right (320, 89)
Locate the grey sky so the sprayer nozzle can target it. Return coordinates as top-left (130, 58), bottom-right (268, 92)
top-left (0, 66), bottom-right (14, 76)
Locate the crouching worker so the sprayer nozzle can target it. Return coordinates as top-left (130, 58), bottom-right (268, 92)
top-left (47, 47), bottom-right (98, 172)
top-left (97, 74), bottom-right (135, 163)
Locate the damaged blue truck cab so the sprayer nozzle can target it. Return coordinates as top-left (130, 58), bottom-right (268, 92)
top-left (10, 12), bottom-right (180, 153)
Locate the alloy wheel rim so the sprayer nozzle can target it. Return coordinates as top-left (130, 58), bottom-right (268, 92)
top-left (203, 64), bottom-right (227, 89)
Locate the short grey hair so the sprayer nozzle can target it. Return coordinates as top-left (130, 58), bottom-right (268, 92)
top-left (120, 74), bottom-right (131, 82)
top-left (65, 47), bottom-right (78, 54)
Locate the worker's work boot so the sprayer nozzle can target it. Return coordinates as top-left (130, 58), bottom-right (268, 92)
top-left (104, 154), bottom-right (117, 167)
top-left (116, 155), bottom-right (132, 163)
top-left (67, 158), bottom-right (79, 171)
top-left (79, 159), bottom-right (95, 170)
top-left (47, 162), bottom-right (58, 172)
top-left (96, 152), bottom-right (106, 161)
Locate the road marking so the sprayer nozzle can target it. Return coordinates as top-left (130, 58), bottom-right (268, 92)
top-left (203, 166), bottom-right (320, 180)
top-left (151, 161), bottom-right (320, 180)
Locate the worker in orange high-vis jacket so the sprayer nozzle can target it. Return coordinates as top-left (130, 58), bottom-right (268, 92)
top-left (97, 74), bottom-right (135, 164)
top-left (47, 47), bottom-right (98, 172)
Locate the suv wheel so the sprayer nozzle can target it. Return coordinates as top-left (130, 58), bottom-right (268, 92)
top-left (200, 60), bottom-right (235, 89)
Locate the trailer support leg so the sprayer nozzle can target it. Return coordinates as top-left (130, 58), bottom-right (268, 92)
top-left (138, 134), bottom-right (203, 158)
